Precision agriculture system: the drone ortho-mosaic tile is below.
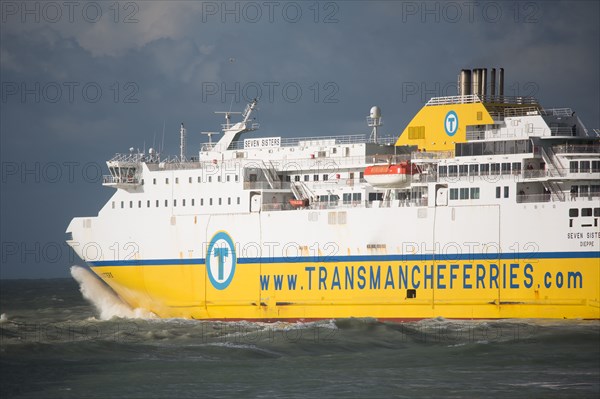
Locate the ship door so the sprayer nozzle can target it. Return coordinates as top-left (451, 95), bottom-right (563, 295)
top-left (250, 192), bottom-right (262, 212)
top-left (436, 185), bottom-right (448, 206)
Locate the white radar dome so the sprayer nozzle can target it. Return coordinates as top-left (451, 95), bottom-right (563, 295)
top-left (370, 106), bottom-right (381, 119)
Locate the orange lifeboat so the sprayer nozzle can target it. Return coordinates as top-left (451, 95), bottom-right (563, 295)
top-left (289, 199), bottom-right (309, 208)
top-left (364, 161), bottom-right (418, 188)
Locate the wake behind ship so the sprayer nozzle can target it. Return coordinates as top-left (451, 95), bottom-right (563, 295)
top-left (66, 68), bottom-right (600, 320)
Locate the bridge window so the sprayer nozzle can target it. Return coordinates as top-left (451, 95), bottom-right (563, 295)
top-left (470, 188), bottom-right (480, 199)
top-left (192, 199), bottom-right (195, 206)
top-left (448, 165), bottom-right (457, 176)
top-left (173, 200), bottom-right (177, 207)
top-left (153, 178), bottom-right (156, 185)
top-left (138, 201), bottom-right (141, 208)
top-left (228, 197), bottom-right (231, 205)
top-left (504, 186), bottom-right (509, 198)
top-left (582, 208), bottom-right (592, 217)
top-left (592, 161), bottom-right (600, 173)
top-left (165, 178), bottom-right (169, 184)
top-left (209, 198), bottom-right (213, 206)
top-left (459, 165), bottom-right (468, 175)
top-left (496, 187), bottom-right (501, 198)
top-left (147, 200), bottom-right (150, 208)
top-left (304, 175), bottom-right (309, 182)
top-left (491, 163), bottom-right (500, 175)
top-left (294, 176), bottom-right (300, 182)
top-left (129, 201), bottom-right (133, 208)
top-left (237, 197), bottom-right (241, 205)
top-left (580, 161), bottom-right (590, 173)
top-left (182, 199), bottom-right (186, 207)
top-left (501, 163), bottom-right (511, 174)
top-left (480, 164), bottom-right (489, 175)
top-left (469, 164), bottom-right (479, 175)
top-left (189, 177), bottom-right (192, 183)
top-left (156, 200), bottom-right (159, 207)
top-left (323, 174), bottom-right (328, 181)
top-left (314, 174), bottom-right (319, 181)
top-left (201, 199), bottom-right (204, 206)
top-left (450, 188), bottom-right (458, 200)
top-left (512, 162), bottom-right (522, 174)
top-left (459, 188), bottom-right (469, 199)
top-left (197, 176), bottom-right (201, 183)
top-left (218, 198), bottom-right (222, 205)
top-left (439, 166), bottom-right (447, 176)
top-left (165, 200), bottom-right (168, 207)
top-left (569, 209), bottom-right (578, 217)
top-left (570, 161), bottom-right (578, 173)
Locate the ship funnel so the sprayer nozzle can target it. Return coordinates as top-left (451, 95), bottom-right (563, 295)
top-left (458, 67), bottom-right (504, 100)
top-left (482, 68), bottom-right (487, 97)
top-left (459, 69), bottom-right (472, 96)
top-left (471, 69), bottom-right (480, 97)
top-left (499, 67), bottom-right (504, 97)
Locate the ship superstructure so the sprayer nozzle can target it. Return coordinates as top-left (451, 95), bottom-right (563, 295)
top-left (67, 69), bottom-right (600, 320)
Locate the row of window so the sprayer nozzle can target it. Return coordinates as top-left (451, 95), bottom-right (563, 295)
top-left (496, 186), bottom-right (510, 199)
top-left (455, 139), bottom-right (533, 156)
top-left (151, 175), bottom-right (240, 185)
top-left (569, 161), bottom-right (600, 173)
top-left (449, 187), bottom-right (481, 200)
top-left (569, 208), bottom-right (600, 217)
top-left (112, 197), bottom-right (242, 209)
top-left (440, 162), bottom-right (523, 177)
top-left (570, 185), bottom-right (600, 196)
top-left (291, 172), bottom-right (364, 182)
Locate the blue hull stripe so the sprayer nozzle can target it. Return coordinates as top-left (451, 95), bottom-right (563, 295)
top-left (88, 251), bottom-right (600, 267)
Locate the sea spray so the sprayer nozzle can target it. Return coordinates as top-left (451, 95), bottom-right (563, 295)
top-left (70, 265), bottom-right (156, 320)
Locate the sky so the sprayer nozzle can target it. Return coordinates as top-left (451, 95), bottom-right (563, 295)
top-left (1, 0), bottom-right (599, 279)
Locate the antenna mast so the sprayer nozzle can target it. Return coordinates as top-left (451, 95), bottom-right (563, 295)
top-left (367, 106), bottom-right (383, 143)
top-left (180, 122), bottom-right (186, 161)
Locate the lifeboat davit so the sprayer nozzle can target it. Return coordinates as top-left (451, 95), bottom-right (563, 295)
top-left (364, 161), bottom-right (418, 188)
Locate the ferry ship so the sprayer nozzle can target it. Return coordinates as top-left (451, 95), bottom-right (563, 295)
top-left (66, 68), bottom-right (600, 320)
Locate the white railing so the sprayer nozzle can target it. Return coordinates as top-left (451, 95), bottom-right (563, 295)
top-left (426, 95), bottom-right (481, 106)
top-left (504, 106), bottom-right (539, 117)
top-left (540, 108), bottom-right (573, 117)
top-left (553, 144), bottom-right (600, 154)
top-left (102, 175), bottom-right (140, 185)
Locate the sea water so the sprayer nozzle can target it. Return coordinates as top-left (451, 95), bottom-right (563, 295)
top-left (1, 266), bottom-right (598, 398)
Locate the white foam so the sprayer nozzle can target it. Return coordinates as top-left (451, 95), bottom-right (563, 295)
top-left (70, 265), bottom-right (156, 320)
top-left (0, 313), bottom-right (7, 323)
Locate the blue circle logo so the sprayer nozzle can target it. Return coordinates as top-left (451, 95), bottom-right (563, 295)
top-left (444, 111), bottom-right (459, 136)
top-left (206, 231), bottom-right (236, 290)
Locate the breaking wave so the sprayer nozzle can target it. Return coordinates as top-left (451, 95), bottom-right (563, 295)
top-left (70, 265), bottom-right (156, 320)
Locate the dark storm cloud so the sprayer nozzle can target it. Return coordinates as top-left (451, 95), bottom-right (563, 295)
top-left (1, 0), bottom-right (598, 278)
